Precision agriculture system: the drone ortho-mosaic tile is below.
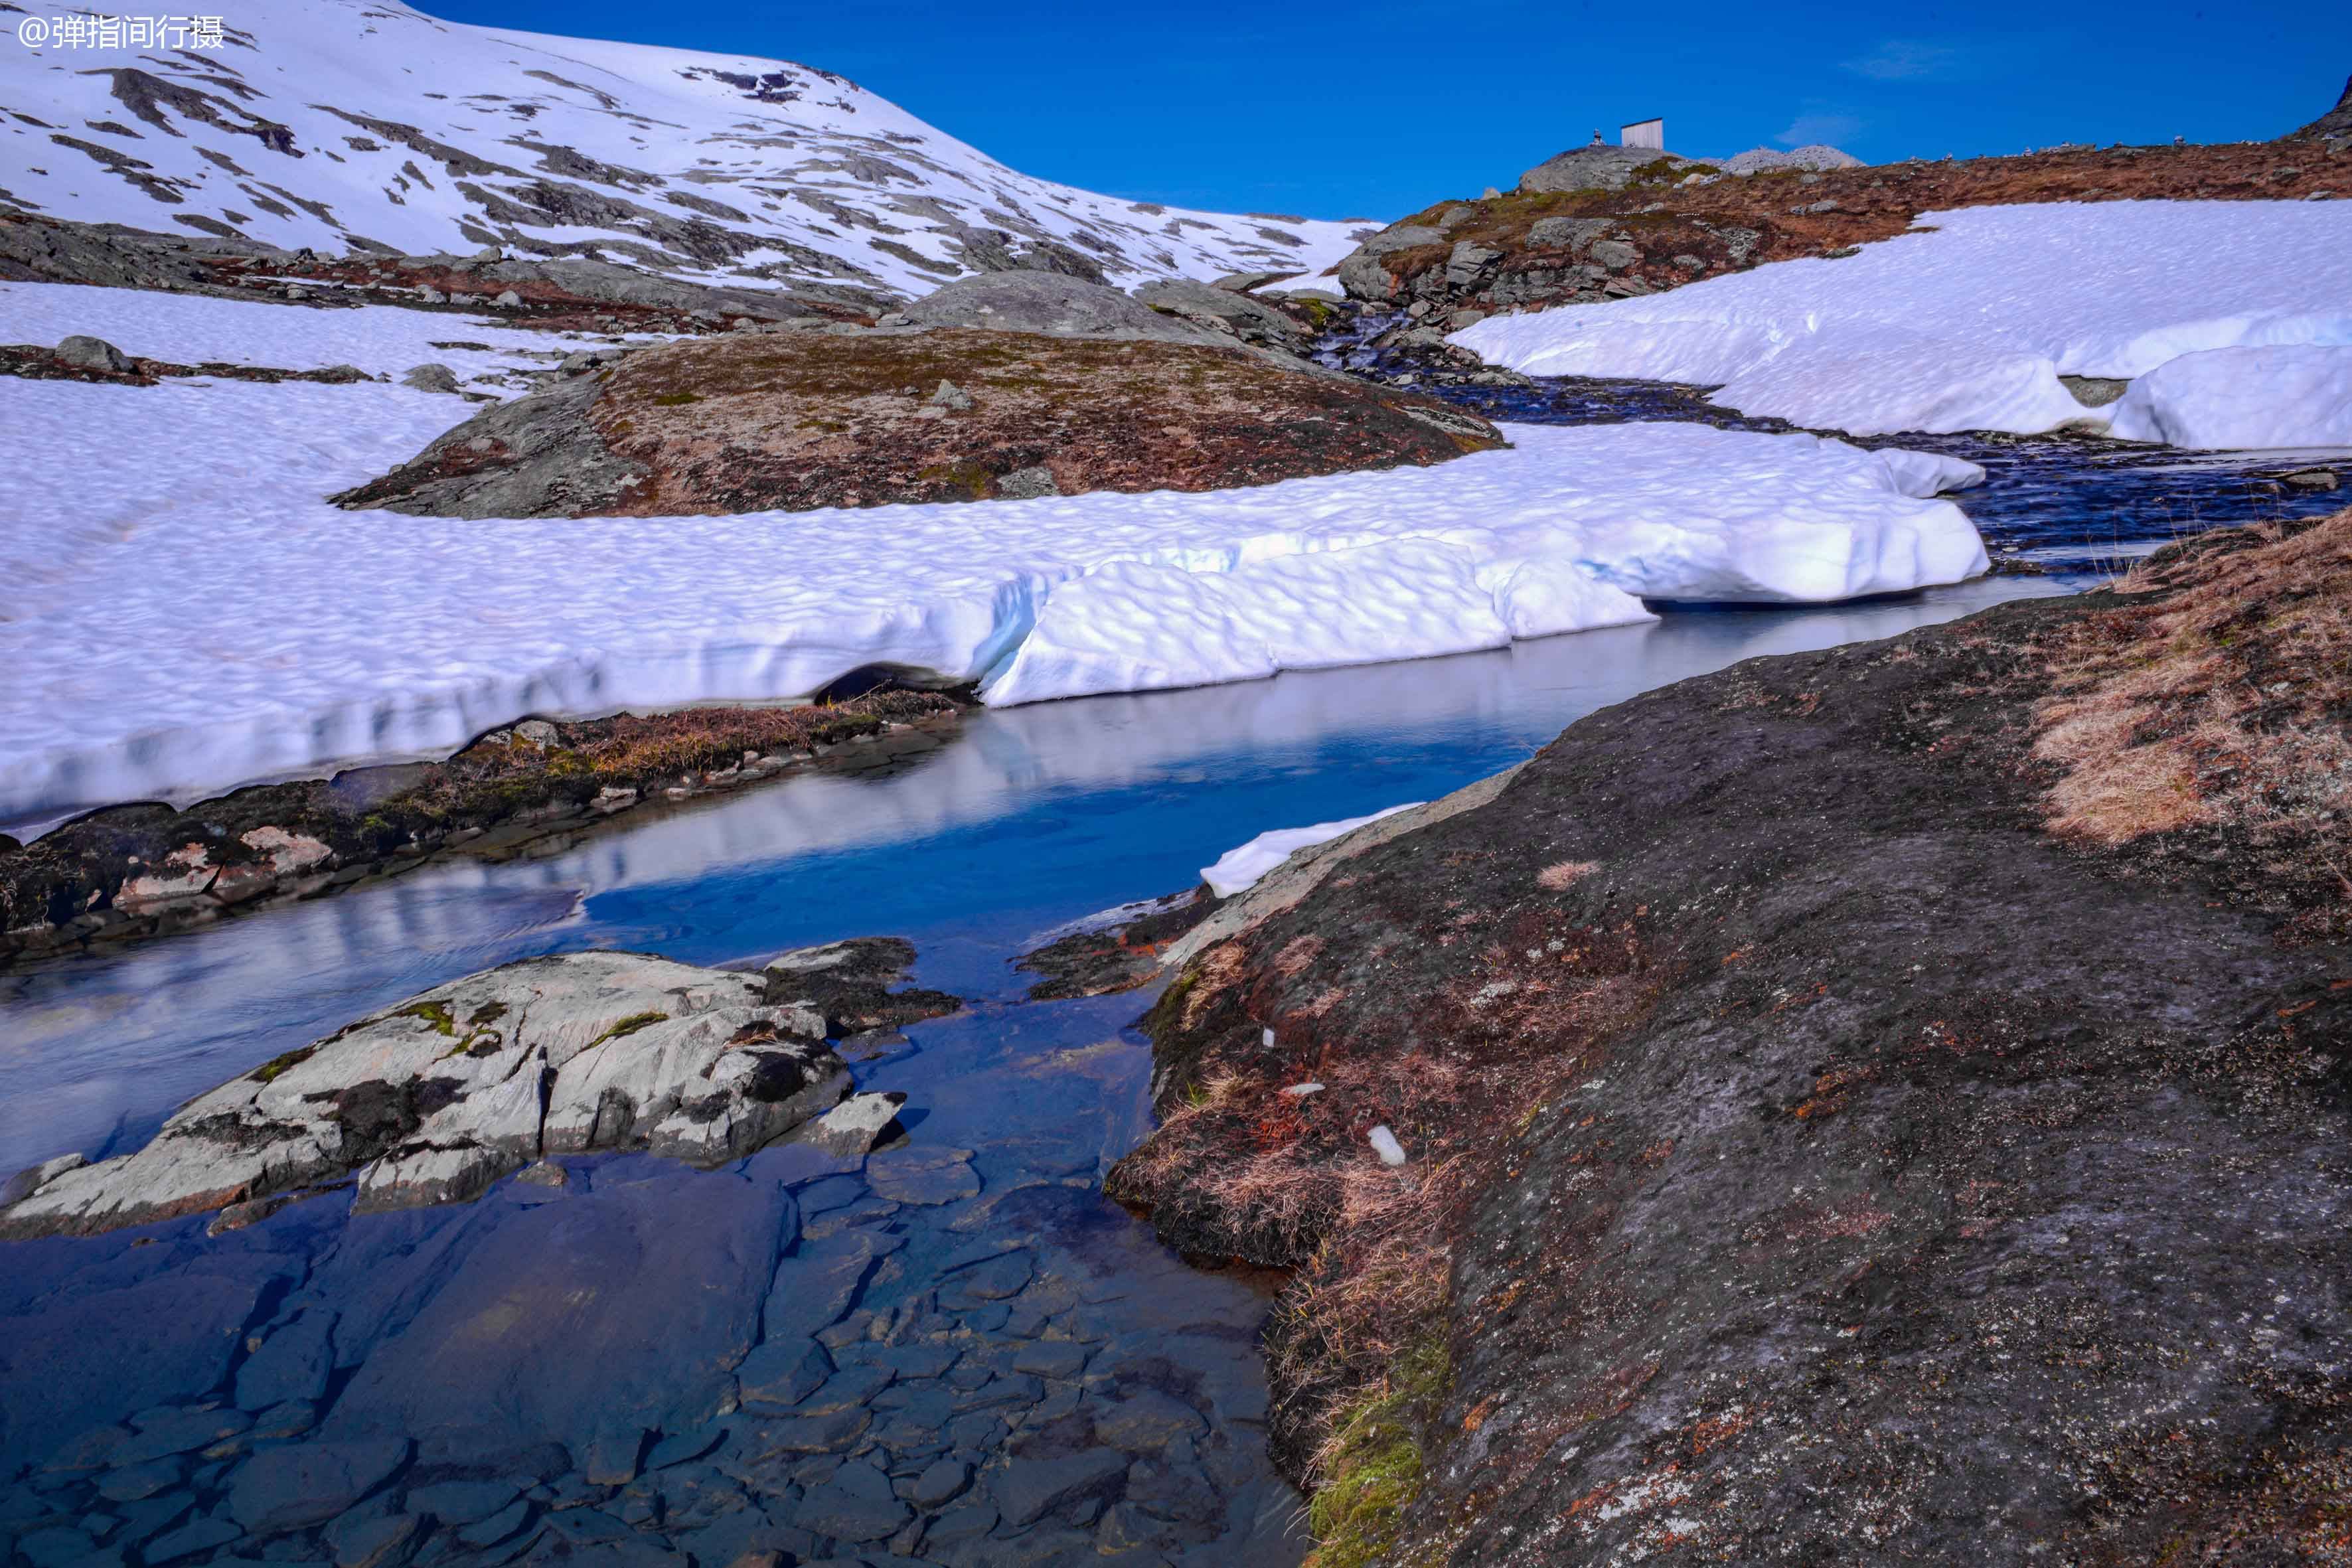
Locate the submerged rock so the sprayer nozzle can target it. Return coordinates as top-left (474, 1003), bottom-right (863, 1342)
top-left (0, 951), bottom-right (854, 1237)
top-left (760, 935), bottom-right (963, 1035)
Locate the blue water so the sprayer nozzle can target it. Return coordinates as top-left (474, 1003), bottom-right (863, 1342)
top-left (0, 586), bottom-right (2055, 1178)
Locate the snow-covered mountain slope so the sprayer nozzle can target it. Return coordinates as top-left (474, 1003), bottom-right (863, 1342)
top-left (1453, 201), bottom-right (2352, 444)
top-left (0, 0), bottom-right (1372, 301)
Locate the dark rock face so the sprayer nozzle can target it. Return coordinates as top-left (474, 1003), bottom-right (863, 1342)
top-left (1015, 888), bottom-right (1223, 1000)
top-left (0, 209), bottom-right (880, 326)
top-left (1112, 521), bottom-right (2352, 1558)
top-left (332, 325), bottom-right (1507, 518)
top-left (759, 937), bottom-right (963, 1037)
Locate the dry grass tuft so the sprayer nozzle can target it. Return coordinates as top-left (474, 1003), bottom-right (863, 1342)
top-left (2033, 507), bottom-right (2352, 940)
top-left (1537, 859), bottom-right (1601, 891)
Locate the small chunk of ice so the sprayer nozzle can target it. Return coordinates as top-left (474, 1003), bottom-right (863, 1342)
top-left (1281, 1082), bottom-right (1324, 1097)
top-left (1368, 1125), bottom-right (1407, 1166)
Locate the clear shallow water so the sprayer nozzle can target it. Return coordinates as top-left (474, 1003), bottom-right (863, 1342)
top-left (0, 584), bottom-right (2055, 1178)
top-left (5, 356), bottom-right (2338, 1561)
top-left (0, 588), bottom-right (2055, 1564)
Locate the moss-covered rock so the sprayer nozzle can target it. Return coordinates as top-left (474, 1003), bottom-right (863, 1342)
top-left (333, 325), bottom-right (1506, 518)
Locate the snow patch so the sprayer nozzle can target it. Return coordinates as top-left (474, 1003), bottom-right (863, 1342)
top-left (2106, 345), bottom-right (2352, 450)
top-left (1200, 806), bottom-right (1421, 898)
top-left (0, 285), bottom-right (1992, 824)
top-left (1455, 201), bottom-right (2352, 442)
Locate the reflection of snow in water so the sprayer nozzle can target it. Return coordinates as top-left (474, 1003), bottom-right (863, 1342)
top-left (0, 584), bottom-right (2057, 1178)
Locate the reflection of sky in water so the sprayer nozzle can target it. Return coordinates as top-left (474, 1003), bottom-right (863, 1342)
top-left (0, 581), bottom-right (2062, 1175)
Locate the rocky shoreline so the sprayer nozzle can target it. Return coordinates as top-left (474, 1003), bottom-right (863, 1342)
top-left (0, 689), bottom-right (963, 971)
top-left (1070, 509), bottom-right (2352, 1559)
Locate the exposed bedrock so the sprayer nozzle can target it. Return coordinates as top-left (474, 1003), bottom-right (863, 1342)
top-left (0, 208), bottom-right (884, 325)
top-left (1106, 510), bottom-right (2352, 1559)
top-left (1329, 130), bottom-right (2352, 323)
top-left (332, 303), bottom-right (1505, 519)
top-left (0, 941), bottom-right (960, 1238)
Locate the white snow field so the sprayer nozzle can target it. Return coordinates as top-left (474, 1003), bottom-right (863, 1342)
top-left (1202, 807), bottom-right (1422, 898)
top-left (0, 277), bottom-right (592, 378)
top-left (2105, 346), bottom-right (2352, 451)
top-left (0, 285), bottom-right (1990, 826)
top-left (0, 0), bottom-right (1366, 298)
top-left (1454, 202), bottom-right (2352, 444)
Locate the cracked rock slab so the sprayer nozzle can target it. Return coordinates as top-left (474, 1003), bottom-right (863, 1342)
top-left (0, 950), bottom-right (847, 1237)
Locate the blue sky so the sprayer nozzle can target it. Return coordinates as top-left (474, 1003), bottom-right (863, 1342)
top-left (430, 0), bottom-right (2352, 220)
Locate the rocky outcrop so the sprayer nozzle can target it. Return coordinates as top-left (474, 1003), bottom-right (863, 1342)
top-left (1107, 511), bottom-right (2352, 1559)
top-left (2294, 72), bottom-right (2352, 142)
top-left (760, 936), bottom-right (963, 1037)
top-left (332, 317), bottom-right (1506, 518)
top-left (0, 208), bottom-right (289, 291)
top-left (1, 337), bottom-right (375, 388)
top-left (0, 209), bottom-right (877, 329)
top-left (0, 689), bottom-right (961, 969)
top-left (0, 953), bottom-right (839, 1235)
top-left (1715, 143), bottom-right (1865, 175)
top-left (1330, 136), bottom-right (2352, 322)
top-left (1132, 277), bottom-right (1312, 354)
top-left (900, 270), bottom-right (1229, 348)
top-left (1516, 145), bottom-right (1717, 195)
top-left (0, 936), bottom-right (965, 1237)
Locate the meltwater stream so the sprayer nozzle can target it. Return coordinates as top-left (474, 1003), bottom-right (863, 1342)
top-left (1, 371), bottom-right (2343, 1567)
top-left (0, 588), bottom-right (2063, 1568)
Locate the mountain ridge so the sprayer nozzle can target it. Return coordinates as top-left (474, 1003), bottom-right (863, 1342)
top-left (0, 0), bottom-right (1370, 305)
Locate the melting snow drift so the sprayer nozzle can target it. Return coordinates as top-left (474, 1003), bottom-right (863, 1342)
top-left (1201, 807), bottom-right (1422, 898)
top-left (1454, 201), bottom-right (2352, 445)
top-left (0, 282), bottom-right (1991, 827)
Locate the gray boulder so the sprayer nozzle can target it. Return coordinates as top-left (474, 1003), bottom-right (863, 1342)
top-left (1519, 145), bottom-right (1713, 194)
top-left (0, 951), bottom-right (849, 1237)
top-left (901, 271), bottom-right (1225, 348)
top-left (1717, 144), bottom-right (1865, 175)
top-left (1133, 277), bottom-right (1305, 345)
top-left (1586, 238), bottom-right (1640, 272)
top-left (333, 372), bottom-right (647, 518)
top-left (1334, 222), bottom-right (1450, 301)
top-left (1358, 223), bottom-right (1447, 257)
top-left (55, 334), bottom-right (133, 374)
top-left (1527, 216), bottom-right (1616, 252)
top-left (399, 362), bottom-right (461, 395)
